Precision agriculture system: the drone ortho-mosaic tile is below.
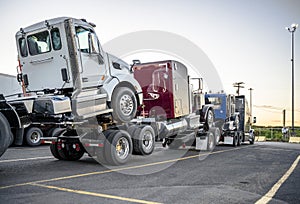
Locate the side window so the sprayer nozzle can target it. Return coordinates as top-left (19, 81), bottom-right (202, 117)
top-left (19, 38), bottom-right (28, 57)
top-left (76, 26), bottom-right (89, 53)
top-left (89, 32), bottom-right (100, 54)
top-left (76, 26), bottom-right (100, 54)
top-left (51, 28), bottom-right (62, 50)
top-left (27, 31), bottom-right (51, 55)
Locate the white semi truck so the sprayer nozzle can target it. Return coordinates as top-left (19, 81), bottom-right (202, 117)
top-left (0, 17), bottom-right (218, 165)
top-left (0, 17), bottom-right (143, 163)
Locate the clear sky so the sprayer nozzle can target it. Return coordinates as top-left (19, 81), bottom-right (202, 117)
top-left (0, 0), bottom-right (299, 126)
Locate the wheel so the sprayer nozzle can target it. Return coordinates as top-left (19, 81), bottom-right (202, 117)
top-left (249, 131), bottom-right (255, 144)
top-left (237, 132), bottom-right (242, 146)
top-left (132, 125), bottom-right (155, 155)
top-left (58, 140), bottom-right (85, 161)
top-left (205, 109), bottom-right (214, 130)
top-left (105, 130), bottom-right (132, 165)
top-left (0, 112), bottom-right (11, 157)
top-left (233, 132), bottom-right (238, 147)
top-left (249, 136), bottom-right (255, 145)
top-left (111, 87), bottom-right (137, 123)
top-left (94, 130), bottom-right (116, 165)
top-left (210, 127), bottom-right (220, 146)
top-left (25, 127), bottom-right (43, 146)
top-left (207, 131), bottom-right (215, 151)
top-left (127, 125), bottom-right (138, 137)
top-left (50, 129), bottom-right (65, 160)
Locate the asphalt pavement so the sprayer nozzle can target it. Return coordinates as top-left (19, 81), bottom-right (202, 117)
top-left (0, 142), bottom-right (299, 204)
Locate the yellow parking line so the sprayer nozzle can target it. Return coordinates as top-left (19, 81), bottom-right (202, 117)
top-left (255, 155), bottom-right (300, 204)
top-left (0, 146), bottom-right (250, 190)
top-left (30, 183), bottom-right (161, 204)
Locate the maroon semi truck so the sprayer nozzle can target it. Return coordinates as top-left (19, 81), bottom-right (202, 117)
top-left (131, 60), bottom-right (219, 150)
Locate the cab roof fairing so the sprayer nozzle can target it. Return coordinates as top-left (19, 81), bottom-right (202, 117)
top-left (15, 17), bottom-right (95, 38)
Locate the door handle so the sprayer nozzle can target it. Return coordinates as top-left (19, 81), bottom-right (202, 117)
top-left (30, 57), bottom-right (53, 64)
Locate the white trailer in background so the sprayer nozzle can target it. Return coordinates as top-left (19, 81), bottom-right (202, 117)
top-left (0, 73), bottom-right (21, 96)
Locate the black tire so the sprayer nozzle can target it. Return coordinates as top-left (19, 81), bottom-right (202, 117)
top-left (111, 87), bottom-right (137, 123)
top-left (237, 132), bottom-right (242, 146)
top-left (94, 130), bottom-right (115, 165)
top-left (233, 132), bottom-right (238, 147)
top-left (105, 130), bottom-right (132, 165)
top-left (58, 141), bottom-right (85, 161)
top-left (25, 127), bottom-right (43, 146)
top-left (249, 136), bottom-right (255, 145)
top-left (127, 125), bottom-right (138, 137)
top-left (207, 131), bottom-right (215, 151)
top-left (205, 109), bottom-right (214, 130)
top-left (50, 129), bottom-right (65, 160)
top-left (132, 125), bottom-right (155, 155)
top-left (0, 112), bottom-right (11, 157)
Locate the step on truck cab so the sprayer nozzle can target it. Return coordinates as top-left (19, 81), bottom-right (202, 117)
top-left (0, 17), bottom-right (143, 164)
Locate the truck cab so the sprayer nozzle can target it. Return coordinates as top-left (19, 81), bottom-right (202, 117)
top-left (15, 17), bottom-right (142, 122)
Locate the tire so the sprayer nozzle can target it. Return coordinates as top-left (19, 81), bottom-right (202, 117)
top-left (249, 136), bottom-right (255, 145)
top-left (25, 127), bottom-right (43, 146)
top-left (132, 125), bottom-right (155, 155)
top-left (205, 109), bottom-right (214, 130)
top-left (94, 130), bottom-right (115, 165)
top-left (233, 132), bottom-right (238, 147)
top-left (127, 125), bottom-right (138, 137)
top-left (237, 132), bottom-right (242, 146)
top-left (50, 129), bottom-right (65, 160)
top-left (210, 127), bottom-right (220, 146)
top-left (0, 112), bottom-right (11, 157)
top-left (105, 130), bottom-right (132, 165)
top-left (58, 140), bottom-right (85, 161)
top-left (111, 87), bottom-right (137, 123)
top-left (207, 131), bottom-right (215, 151)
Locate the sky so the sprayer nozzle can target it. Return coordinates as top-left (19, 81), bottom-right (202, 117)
top-left (0, 0), bottom-right (299, 127)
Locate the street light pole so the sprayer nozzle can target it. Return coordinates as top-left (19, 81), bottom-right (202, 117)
top-left (286, 23), bottom-right (298, 135)
top-left (249, 88), bottom-right (253, 127)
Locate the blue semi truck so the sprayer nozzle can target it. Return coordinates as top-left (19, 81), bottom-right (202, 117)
top-left (205, 93), bottom-right (255, 146)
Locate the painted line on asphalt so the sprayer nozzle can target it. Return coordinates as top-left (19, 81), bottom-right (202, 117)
top-left (255, 155), bottom-right (300, 204)
top-left (0, 156), bottom-right (54, 163)
top-left (30, 183), bottom-right (161, 204)
top-left (0, 145), bottom-right (252, 190)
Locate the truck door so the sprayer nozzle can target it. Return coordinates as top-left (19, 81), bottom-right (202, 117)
top-left (18, 25), bottom-right (69, 91)
top-left (75, 26), bottom-right (106, 88)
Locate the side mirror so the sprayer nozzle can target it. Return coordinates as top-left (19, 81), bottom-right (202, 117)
top-left (112, 62), bottom-right (121, 70)
top-left (61, 68), bottom-right (69, 82)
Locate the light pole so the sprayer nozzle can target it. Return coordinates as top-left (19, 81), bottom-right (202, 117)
top-left (249, 88), bottom-right (253, 127)
top-left (233, 82), bottom-right (245, 96)
top-left (286, 23), bottom-right (298, 135)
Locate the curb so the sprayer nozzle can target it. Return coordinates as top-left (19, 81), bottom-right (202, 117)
top-left (289, 137), bottom-right (300, 143)
top-left (255, 136), bottom-right (266, 142)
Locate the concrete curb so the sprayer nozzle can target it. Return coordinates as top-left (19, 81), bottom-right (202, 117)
top-left (255, 136), bottom-right (266, 142)
top-left (289, 137), bottom-right (300, 143)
